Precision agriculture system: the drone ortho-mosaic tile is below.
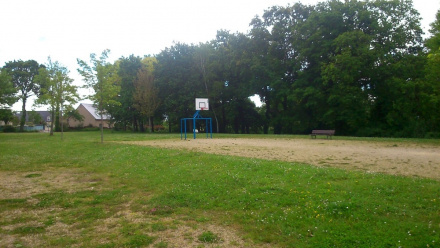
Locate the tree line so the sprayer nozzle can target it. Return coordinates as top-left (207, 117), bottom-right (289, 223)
top-left (1, 0), bottom-right (440, 138)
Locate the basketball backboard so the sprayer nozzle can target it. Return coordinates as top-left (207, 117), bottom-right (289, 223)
top-left (195, 98), bottom-right (209, 111)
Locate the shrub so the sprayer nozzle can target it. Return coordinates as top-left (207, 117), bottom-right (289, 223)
top-left (2, 125), bottom-right (16, 133)
top-left (425, 132), bottom-right (440, 139)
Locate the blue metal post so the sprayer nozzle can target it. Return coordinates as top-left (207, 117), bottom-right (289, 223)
top-left (184, 119), bottom-right (187, 140)
top-left (193, 117), bottom-right (196, 139)
top-left (210, 118), bottom-right (213, 138)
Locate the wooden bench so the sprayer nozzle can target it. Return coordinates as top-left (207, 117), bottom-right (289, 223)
top-left (311, 130), bottom-right (335, 139)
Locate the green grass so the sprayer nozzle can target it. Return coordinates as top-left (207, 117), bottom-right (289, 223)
top-left (0, 131), bottom-right (439, 247)
top-left (198, 231), bottom-right (221, 243)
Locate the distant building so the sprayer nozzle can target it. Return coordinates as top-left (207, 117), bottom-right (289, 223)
top-left (15, 111), bottom-right (52, 125)
top-left (67, 103), bottom-right (112, 128)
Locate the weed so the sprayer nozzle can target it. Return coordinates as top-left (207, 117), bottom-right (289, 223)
top-left (12, 226), bottom-right (45, 234)
top-left (151, 222), bottom-right (167, 232)
top-left (198, 231), bottom-right (221, 243)
top-left (24, 173), bottom-right (42, 178)
top-left (154, 241), bottom-right (169, 248)
top-left (124, 234), bottom-right (155, 247)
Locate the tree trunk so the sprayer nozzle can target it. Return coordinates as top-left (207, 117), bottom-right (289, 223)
top-left (148, 116), bottom-right (152, 133)
top-left (140, 119), bottom-right (145, 132)
top-left (50, 108), bottom-right (55, 136)
top-left (55, 104), bottom-right (60, 132)
top-left (151, 116), bottom-right (155, 133)
top-left (60, 104), bottom-right (63, 141)
top-left (20, 97), bottom-right (27, 132)
top-left (100, 114), bottom-right (104, 144)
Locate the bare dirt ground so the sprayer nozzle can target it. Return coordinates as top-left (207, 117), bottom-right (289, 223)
top-left (0, 171), bottom-right (262, 248)
top-left (123, 138), bottom-right (440, 180)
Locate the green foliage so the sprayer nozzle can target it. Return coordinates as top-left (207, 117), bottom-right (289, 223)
top-left (426, 9), bottom-right (440, 52)
top-left (133, 58), bottom-right (160, 133)
top-left (0, 68), bottom-right (17, 108)
top-left (35, 57), bottom-right (79, 137)
top-left (111, 55), bottom-right (143, 132)
top-left (3, 60), bottom-right (44, 132)
top-left (2, 125), bottom-right (16, 132)
top-left (28, 110), bottom-right (43, 125)
top-left (0, 108), bottom-right (14, 124)
top-left (77, 50), bottom-right (121, 143)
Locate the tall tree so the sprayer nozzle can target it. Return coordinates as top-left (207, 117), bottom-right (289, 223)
top-left (210, 30), bottom-right (256, 133)
top-left (35, 57), bottom-right (80, 138)
top-left (423, 9), bottom-right (440, 134)
top-left (155, 43), bottom-right (202, 132)
top-left (3, 60), bottom-right (43, 131)
top-left (114, 55), bottom-right (143, 131)
top-left (133, 58), bottom-right (160, 133)
top-left (77, 49), bottom-right (121, 143)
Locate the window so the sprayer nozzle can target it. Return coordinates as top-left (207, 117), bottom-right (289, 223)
top-left (47, 116), bottom-right (51, 122)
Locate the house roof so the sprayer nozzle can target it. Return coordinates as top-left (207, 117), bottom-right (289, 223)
top-left (15, 111), bottom-right (51, 123)
top-left (80, 103), bottom-right (110, 120)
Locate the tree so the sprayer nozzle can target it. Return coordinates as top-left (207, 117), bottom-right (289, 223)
top-left (155, 43), bottom-right (202, 132)
top-left (193, 42), bottom-right (221, 132)
top-left (248, 0), bottom-right (424, 136)
top-left (3, 60), bottom-right (43, 131)
top-left (0, 68), bottom-right (17, 108)
top-left (423, 9), bottom-right (440, 135)
top-left (35, 57), bottom-right (80, 138)
top-left (65, 108), bottom-right (84, 128)
top-left (77, 49), bottom-right (121, 143)
top-left (133, 58), bottom-right (160, 133)
top-left (0, 109), bottom-right (14, 125)
top-left (28, 110), bottom-right (43, 125)
top-left (113, 55), bottom-right (143, 131)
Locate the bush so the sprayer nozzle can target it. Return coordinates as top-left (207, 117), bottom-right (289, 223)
top-left (425, 132), bottom-right (440, 139)
top-left (2, 125), bottom-right (16, 133)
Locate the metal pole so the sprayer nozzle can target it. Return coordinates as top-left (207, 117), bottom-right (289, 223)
top-left (193, 117), bottom-right (196, 139)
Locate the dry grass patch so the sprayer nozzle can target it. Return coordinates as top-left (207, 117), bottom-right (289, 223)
top-left (121, 138), bottom-right (440, 179)
top-left (0, 167), bottom-right (263, 248)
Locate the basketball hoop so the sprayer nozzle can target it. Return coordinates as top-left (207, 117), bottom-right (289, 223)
top-left (195, 98), bottom-right (209, 111)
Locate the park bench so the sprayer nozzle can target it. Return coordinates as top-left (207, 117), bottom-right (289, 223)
top-left (310, 130), bottom-right (335, 139)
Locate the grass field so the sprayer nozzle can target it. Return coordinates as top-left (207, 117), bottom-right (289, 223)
top-left (0, 132), bottom-right (439, 247)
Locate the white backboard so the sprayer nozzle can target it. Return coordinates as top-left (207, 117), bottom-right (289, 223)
top-left (195, 98), bottom-right (209, 111)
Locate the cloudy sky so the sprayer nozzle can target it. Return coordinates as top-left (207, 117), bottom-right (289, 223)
top-left (1, 0), bottom-right (439, 111)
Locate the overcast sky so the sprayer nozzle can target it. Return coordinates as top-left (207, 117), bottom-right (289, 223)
top-left (1, 0), bottom-right (439, 111)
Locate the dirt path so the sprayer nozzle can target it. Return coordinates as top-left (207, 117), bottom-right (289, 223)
top-left (123, 138), bottom-right (440, 180)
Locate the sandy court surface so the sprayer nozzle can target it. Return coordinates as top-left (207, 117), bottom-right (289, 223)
top-left (122, 138), bottom-right (440, 180)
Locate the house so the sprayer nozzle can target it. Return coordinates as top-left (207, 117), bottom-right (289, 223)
top-left (14, 111), bottom-right (52, 126)
top-left (68, 103), bottom-right (112, 128)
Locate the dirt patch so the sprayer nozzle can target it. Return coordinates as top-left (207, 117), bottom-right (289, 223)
top-left (0, 169), bottom-right (262, 248)
top-left (0, 169), bottom-right (104, 200)
top-left (122, 138), bottom-right (440, 180)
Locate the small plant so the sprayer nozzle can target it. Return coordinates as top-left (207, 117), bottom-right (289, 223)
top-left (198, 231), bottom-right (220, 243)
top-left (151, 222), bottom-right (167, 232)
top-left (154, 241), bottom-right (168, 248)
top-left (2, 125), bottom-right (16, 132)
top-left (25, 173), bottom-right (42, 178)
top-left (124, 234), bottom-right (155, 247)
